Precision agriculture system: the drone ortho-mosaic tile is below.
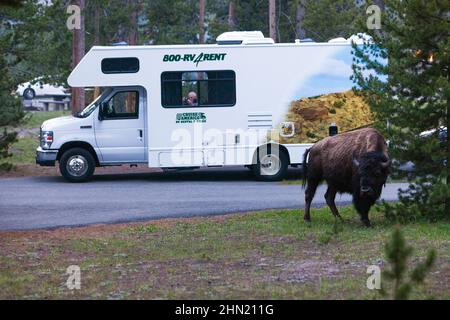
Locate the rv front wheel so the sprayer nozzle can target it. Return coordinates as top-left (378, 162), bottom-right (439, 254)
top-left (59, 148), bottom-right (95, 182)
top-left (252, 148), bottom-right (288, 181)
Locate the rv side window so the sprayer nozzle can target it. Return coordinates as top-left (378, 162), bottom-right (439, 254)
top-left (101, 57), bottom-right (139, 74)
top-left (161, 70), bottom-right (235, 108)
top-left (101, 91), bottom-right (139, 120)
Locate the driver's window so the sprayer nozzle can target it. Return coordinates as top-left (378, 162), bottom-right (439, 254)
top-left (103, 91), bottom-right (139, 119)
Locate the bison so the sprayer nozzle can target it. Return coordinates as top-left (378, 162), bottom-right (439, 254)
top-left (302, 128), bottom-right (390, 227)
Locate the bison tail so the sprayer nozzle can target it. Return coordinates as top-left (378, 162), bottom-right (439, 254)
top-left (302, 148), bottom-right (310, 189)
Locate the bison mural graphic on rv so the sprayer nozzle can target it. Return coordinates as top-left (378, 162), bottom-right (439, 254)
top-left (302, 128), bottom-right (390, 227)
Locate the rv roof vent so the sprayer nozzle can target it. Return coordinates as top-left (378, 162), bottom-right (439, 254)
top-left (216, 31), bottom-right (274, 45)
top-left (242, 38), bottom-right (274, 45)
top-left (328, 37), bottom-right (347, 43)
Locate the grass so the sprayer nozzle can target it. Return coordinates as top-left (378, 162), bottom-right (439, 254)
top-left (0, 206), bottom-right (448, 299)
top-left (8, 136), bottom-right (39, 164)
top-left (22, 110), bottom-right (71, 129)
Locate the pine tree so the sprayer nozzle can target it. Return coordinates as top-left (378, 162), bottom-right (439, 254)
top-left (353, 0), bottom-right (450, 219)
top-left (0, 0), bottom-right (28, 170)
top-left (143, 0), bottom-right (198, 45)
top-left (382, 227), bottom-right (436, 299)
top-left (302, 0), bottom-right (363, 41)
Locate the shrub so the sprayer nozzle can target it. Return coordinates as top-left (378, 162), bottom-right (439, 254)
top-left (381, 227), bottom-right (436, 300)
top-left (379, 175), bottom-right (450, 223)
top-left (332, 100), bottom-right (345, 109)
top-left (306, 131), bottom-right (317, 139)
top-left (0, 129), bottom-right (18, 171)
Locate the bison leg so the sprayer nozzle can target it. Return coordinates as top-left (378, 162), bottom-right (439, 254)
top-left (359, 209), bottom-right (371, 227)
top-left (353, 195), bottom-right (372, 227)
top-left (304, 180), bottom-right (319, 222)
top-left (324, 186), bottom-right (343, 220)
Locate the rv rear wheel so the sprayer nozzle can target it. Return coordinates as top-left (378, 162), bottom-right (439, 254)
top-left (59, 148), bottom-right (95, 182)
top-left (252, 148), bottom-right (289, 181)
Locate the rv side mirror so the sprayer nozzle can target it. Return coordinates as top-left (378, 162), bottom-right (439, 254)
top-left (98, 102), bottom-right (106, 121)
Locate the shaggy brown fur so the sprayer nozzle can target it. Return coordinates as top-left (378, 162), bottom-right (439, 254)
top-left (302, 128), bottom-right (389, 227)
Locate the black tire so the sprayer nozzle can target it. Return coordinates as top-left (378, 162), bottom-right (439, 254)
top-left (59, 148), bottom-right (95, 182)
top-left (252, 147), bottom-right (289, 181)
top-left (23, 88), bottom-right (35, 100)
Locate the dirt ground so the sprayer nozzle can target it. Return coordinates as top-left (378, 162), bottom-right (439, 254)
top-left (0, 208), bottom-right (448, 299)
top-left (0, 163), bottom-right (162, 179)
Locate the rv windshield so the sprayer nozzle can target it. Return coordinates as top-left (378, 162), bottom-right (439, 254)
top-left (74, 90), bottom-right (110, 118)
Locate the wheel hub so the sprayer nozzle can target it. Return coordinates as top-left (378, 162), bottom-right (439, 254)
top-left (67, 155), bottom-right (88, 177)
top-left (260, 154), bottom-right (281, 176)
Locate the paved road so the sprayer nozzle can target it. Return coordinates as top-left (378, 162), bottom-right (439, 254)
top-left (0, 167), bottom-right (407, 230)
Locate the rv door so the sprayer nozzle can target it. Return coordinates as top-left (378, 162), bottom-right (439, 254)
top-left (94, 87), bottom-right (146, 163)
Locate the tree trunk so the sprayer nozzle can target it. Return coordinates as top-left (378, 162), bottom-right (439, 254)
top-left (94, 1), bottom-right (100, 45)
top-left (269, 0), bottom-right (276, 42)
top-left (295, 0), bottom-right (306, 40)
top-left (199, 0), bottom-right (205, 44)
top-left (128, 0), bottom-right (138, 45)
top-left (277, 0), bottom-right (287, 42)
top-left (125, 0), bottom-right (140, 112)
top-left (71, 0), bottom-right (85, 114)
top-left (228, 0), bottom-right (236, 30)
top-left (93, 1), bottom-right (100, 100)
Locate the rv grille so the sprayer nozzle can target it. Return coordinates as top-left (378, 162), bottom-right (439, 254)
top-left (247, 113), bottom-right (273, 129)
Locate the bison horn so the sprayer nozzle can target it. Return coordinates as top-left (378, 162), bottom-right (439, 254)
top-left (352, 154), bottom-right (360, 167)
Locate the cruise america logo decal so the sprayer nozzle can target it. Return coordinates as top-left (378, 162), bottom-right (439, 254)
top-left (176, 112), bottom-right (206, 124)
top-left (163, 53), bottom-right (226, 66)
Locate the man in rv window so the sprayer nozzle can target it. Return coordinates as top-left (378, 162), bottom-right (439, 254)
top-left (184, 91), bottom-right (198, 106)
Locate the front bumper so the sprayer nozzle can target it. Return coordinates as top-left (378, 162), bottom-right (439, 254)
top-left (36, 146), bottom-right (58, 166)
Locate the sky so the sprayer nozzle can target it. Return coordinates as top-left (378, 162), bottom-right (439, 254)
top-left (291, 45), bottom-right (386, 100)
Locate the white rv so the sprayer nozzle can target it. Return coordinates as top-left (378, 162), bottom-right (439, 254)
top-left (36, 31), bottom-right (363, 182)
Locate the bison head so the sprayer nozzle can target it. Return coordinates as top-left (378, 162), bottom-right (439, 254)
top-left (353, 152), bottom-right (390, 198)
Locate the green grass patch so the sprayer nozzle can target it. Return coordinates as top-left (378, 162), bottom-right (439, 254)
top-left (7, 136), bottom-right (39, 164)
top-left (23, 111), bottom-right (71, 129)
top-left (0, 206), bottom-right (448, 299)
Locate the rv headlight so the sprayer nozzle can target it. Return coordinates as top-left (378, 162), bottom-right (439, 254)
top-left (40, 130), bottom-right (54, 149)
